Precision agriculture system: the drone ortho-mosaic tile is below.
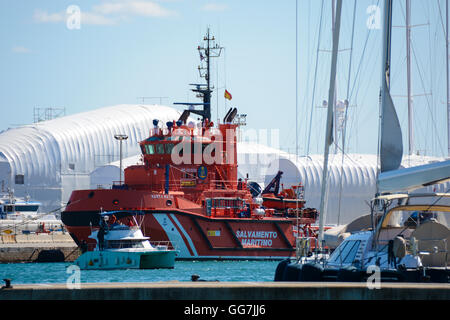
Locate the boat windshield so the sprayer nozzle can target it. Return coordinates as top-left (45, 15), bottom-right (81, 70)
top-left (382, 208), bottom-right (449, 229)
top-left (327, 240), bottom-right (361, 265)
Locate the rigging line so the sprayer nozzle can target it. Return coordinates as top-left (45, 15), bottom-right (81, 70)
top-left (216, 52), bottom-right (219, 124)
top-left (306, 0), bottom-right (325, 157)
top-left (223, 47), bottom-right (227, 116)
top-left (437, 0), bottom-right (447, 36)
top-left (349, 0), bottom-right (381, 102)
top-left (296, 0), bottom-right (298, 157)
top-left (410, 35), bottom-right (446, 156)
top-left (337, 0), bottom-right (357, 226)
top-left (332, 143), bottom-right (370, 166)
top-left (299, 0), bottom-right (316, 149)
top-left (426, 2), bottom-right (436, 155)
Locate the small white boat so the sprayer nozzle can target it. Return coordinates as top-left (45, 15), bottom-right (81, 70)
top-left (0, 190), bottom-right (42, 220)
top-left (75, 212), bottom-right (178, 270)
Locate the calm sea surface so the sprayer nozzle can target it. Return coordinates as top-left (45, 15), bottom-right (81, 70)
top-left (0, 260), bottom-right (280, 285)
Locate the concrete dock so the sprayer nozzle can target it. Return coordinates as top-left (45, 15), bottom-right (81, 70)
top-left (0, 281), bottom-right (449, 300)
top-left (0, 233), bottom-right (79, 263)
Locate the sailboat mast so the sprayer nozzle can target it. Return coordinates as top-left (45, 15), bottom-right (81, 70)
top-left (406, 0), bottom-right (414, 155)
top-left (447, 0), bottom-right (450, 157)
top-left (382, 0), bottom-right (393, 91)
top-left (318, 0), bottom-right (343, 248)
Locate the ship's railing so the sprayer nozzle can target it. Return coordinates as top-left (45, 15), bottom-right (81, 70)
top-left (150, 240), bottom-right (177, 251)
top-left (159, 178), bottom-right (249, 192)
top-left (84, 240), bottom-right (177, 251)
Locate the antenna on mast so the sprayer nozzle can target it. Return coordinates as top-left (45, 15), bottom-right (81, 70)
top-left (174, 28), bottom-right (223, 122)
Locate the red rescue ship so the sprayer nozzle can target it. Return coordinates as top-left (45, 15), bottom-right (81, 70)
top-left (61, 29), bottom-right (319, 259)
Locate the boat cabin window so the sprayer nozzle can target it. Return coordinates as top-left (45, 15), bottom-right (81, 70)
top-left (327, 240), bottom-right (361, 265)
top-left (106, 240), bottom-right (145, 249)
top-left (15, 205), bottom-right (39, 212)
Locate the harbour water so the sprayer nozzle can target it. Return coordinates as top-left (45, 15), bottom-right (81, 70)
top-left (0, 260), bottom-right (280, 285)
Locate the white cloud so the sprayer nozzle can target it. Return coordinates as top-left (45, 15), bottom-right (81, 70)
top-left (12, 46), bottom-right (31, 54)
top-left (201, 3), bottom-right (228, 12)
top-left (81, 12), bottom-right (117, 25)
top-left (33, 9), bottom-right (64, 23)
top-left (33, 9), bottom-right (115, 26)
top-left (33, 1), bottom-right (176, 27)
top-left (93, 1), bottom-right (175, 17)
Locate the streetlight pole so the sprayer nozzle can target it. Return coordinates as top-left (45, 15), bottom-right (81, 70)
top-left (114, 134), bottom-right (128, 185)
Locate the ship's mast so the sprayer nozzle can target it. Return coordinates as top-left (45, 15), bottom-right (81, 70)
top-left (175, 28), bottom-right (223, 122)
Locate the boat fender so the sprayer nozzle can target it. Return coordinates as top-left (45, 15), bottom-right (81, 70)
top-left (274, 259), bottom-right (290, 281)
top-left (299, 263), bottom-right (324, 282)
top-left (428, 268), bottom-right (449, 283)
top-left (380, 269), bottom-right (404, 282)
top-left (283, 263), bottom-right (303, 282)
top-left (337, 265), bottom-right (363, 282)
top-left (393, 236), bottom-right (406, 259)
top-left (254, 208), bottom-right (265, 216)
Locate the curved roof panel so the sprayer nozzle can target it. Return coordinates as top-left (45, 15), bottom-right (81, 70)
top-left (0, 104), bottom-right (184, 210)
top-left (0, 104), bottom-right (183, 181)
top-left (264, 154), bottom-right (450, 224)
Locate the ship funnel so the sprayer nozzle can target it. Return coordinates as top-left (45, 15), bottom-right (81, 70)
top-left (178, 110), bottom-right (191, 124)
top-left (223, 108), bottom-right (233, 123)
top-left (224, 108), bottom-right (237, 123)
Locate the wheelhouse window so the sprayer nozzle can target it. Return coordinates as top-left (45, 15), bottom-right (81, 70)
top-left (144, 144), bottom-right (155, 155)
top-left (165, 143), bottom-right (174, 155)
top-left (156, 144), bottom-right (165, 154)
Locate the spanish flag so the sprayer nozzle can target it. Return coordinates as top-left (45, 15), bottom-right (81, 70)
top-left (224, 89), bottom-right (232, 100)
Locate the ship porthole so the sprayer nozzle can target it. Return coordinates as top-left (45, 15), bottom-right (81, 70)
top-left (166, 199), bottom-right (172, 206)
top-left (112, 199), bottom-right (119, 205)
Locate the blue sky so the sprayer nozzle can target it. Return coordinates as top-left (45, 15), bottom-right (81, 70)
top-left (1, 0), bottom-right (449, 157)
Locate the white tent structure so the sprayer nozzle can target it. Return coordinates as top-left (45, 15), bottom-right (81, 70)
top-left (0, 104), bottom-right (184, 214)
top-left (236, 142), bottom-right (291, 185)
top-left (264, 154), bottom-right (450, 225)
top-left (90, 155), bottom-right (141, 190)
